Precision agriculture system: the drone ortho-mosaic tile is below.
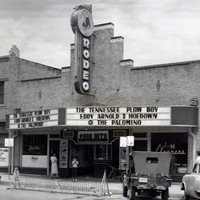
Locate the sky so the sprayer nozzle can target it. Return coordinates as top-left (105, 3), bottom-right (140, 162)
top-left (1, 0), bottom-right (200, 69)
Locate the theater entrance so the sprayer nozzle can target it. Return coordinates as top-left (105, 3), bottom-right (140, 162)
top-left (68, 140), bottom-right (114, 178)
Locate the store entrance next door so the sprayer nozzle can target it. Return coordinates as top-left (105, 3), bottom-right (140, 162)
top-left (49, 140), bottom-right (60, 175)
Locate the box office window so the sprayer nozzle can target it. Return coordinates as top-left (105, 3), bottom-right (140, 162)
top-left (151, 133), bottom-right (188, 165)
top-left (94, 144), bottom-right (111, 160)
top-left (23, 135), bottom-right (47, 155)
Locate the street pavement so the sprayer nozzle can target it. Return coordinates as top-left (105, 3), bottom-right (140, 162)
top-left (0, 172), bottom-right (184, 200)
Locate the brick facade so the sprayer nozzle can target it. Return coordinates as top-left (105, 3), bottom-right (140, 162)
top-left (0, 20), bottom-right (199, 179)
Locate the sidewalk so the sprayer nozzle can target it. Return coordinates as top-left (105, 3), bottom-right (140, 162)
top-left (0, 172), bottom-right (120, 195)
top-left (0, 172), bottom-right (184, 197)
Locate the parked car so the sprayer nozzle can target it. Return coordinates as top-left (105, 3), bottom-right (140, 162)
top-left (123, 151), bottom-right (172, 200)
top-left (181, 159), bottom-right (200, 199)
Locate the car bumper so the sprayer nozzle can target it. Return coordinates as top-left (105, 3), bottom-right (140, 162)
top-left (136, 184), bottom-right (167, 191)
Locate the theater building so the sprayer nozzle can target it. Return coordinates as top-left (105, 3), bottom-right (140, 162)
top-left (0, 5), bottom-right (199, 181)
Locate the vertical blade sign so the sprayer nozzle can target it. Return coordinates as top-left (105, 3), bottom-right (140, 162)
top-left (70, 5), bottom-right (94, 95)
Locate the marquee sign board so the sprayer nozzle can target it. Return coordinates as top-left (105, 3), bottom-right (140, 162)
top-left (9, 109), bottom-right (59, 129)
top-left (66, 106), bottom-right (171, 126)
top-left (71, 5), bottom-right (94, 95)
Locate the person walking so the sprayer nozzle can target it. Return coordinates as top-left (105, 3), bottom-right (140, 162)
top-left (50, 153), bottom-right (59, 179)
top-left (72, 157), bottom-right (79, 181)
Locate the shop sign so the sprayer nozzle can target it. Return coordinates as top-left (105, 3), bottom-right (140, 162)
top-left (113, 130), bottom-right (126, 137)
top-left (127, 136), bottom-right (134, 146)
top-left (66, 106), bottom-right (171, 126)
top-left (0, 148), bottom-right (9, 167)
top-left (120, 137), bottom-right (127, 147)
top-left (71, 5), bottom-right (94, 95)
top-left (9, 109), bottom-right (58, 129)
top-left (156, 142), bottom-right (186, 155)
top-left (77, 131), bottom-right (108, 143)
top-left (120, 136), bottom-right (134, 147)
top-left (5, 138), bottom-right (14, 147)
top-left (62, 130), bottom-right (74, 139)
top-left (151, 133), bottom-right (187, 166)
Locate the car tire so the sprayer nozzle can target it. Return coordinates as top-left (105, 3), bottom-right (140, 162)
top-left (129, 186), bottom-right (136, 200)
top-left (120, 171), bottom-right (126, 181)
top-left (161, 188), bottom-right (169, 200)
top-left (184, 191), bottom-right (190, 200)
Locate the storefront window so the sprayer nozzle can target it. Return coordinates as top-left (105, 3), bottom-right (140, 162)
top-left (23, 135), bottom-right (47, 155)
top-left (133, 140), bottom-right (147, 151)
top-left (151, 133), bottom-right (188, 173)
top-left (132, 133), bottom-right (147, 151)
top-left (94, 144), bottom-right (111, 160)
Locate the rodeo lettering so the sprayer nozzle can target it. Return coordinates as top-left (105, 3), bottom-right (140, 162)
top-left (82, 37), bottom-right (90, 92)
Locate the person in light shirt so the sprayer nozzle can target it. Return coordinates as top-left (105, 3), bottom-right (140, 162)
top-left (72, 157), bottom-right (79, 181)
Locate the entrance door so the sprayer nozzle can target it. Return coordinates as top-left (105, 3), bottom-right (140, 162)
top-left (49, 140), bottom-right (60, 173)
